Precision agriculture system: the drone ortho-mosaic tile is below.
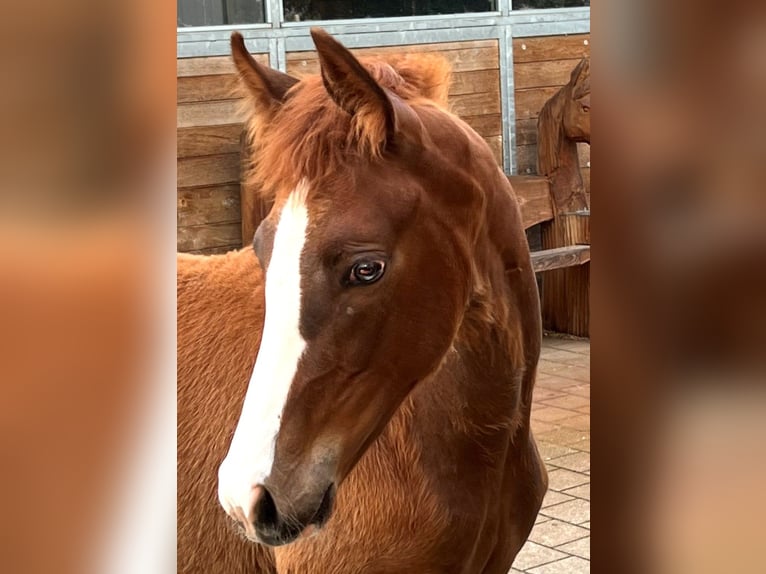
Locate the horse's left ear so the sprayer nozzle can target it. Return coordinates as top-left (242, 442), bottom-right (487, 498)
top-left (570, 58), bottom-right (589, 85)
top-left (310, 28), bottom-right (399, 145)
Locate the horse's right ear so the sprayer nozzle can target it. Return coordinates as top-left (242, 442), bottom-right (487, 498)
top-left (231, 32), bottom-right (298, 113)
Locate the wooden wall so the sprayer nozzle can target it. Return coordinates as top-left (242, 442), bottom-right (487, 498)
top-left (176, 40), bottom-right (501, 254)
top-left (513, 34), bottom-right (590, 199)
top-left (177, 53), bottom-right (269, 254)
top-left (176, 34), bottom-right (590, 254)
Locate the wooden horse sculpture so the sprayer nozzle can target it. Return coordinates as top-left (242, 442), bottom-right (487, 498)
top-left (537, 57), bottom-right (590, 213)
top-left (535, 57), bottom-right (591, 336)
top-left (178, 29), bottom-right (547, 573)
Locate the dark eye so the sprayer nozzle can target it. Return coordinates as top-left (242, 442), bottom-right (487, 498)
top-left (347, 260), bottom-right (386, 286)
top-left (581, 104), bottom-right (590, 113)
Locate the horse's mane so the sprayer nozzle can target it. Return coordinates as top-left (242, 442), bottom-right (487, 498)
top-left (536, 58), bottom-right (590, 176)
top-left (240, 54), bottom-right (452, 200)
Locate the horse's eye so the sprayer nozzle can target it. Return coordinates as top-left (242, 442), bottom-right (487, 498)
top-left (348, 260), bottom-right (385, 286)
top-left (582, 104), bottom-right (590, 113)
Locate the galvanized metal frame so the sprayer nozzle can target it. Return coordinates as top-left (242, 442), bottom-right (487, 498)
top-left (176, 6), bottom-right (590, 173)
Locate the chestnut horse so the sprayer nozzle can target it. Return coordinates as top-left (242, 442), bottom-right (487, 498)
top-left (178, 28), bottom-right (547, 573)
top-left (537, 57), bottom-right (591, 212)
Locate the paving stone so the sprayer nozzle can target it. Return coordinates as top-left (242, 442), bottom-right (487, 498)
top-left (548, 451), bottom-right (590, 473)
top-left (532, 406), bottom-right (582, 423)
top-left (562, 483), bottom-right (590, 501)
top-left (542, 489), bottom-right (573, 508)
top-left (541, 498), bottom-right (590, 525)
top-left (546, 468), bottom-right (590, 492)
top-left (537, 441), bottom-right (577, 461)
top-left (528, 555), bottom-right (590, 573)
top-left (541, 393), bottom-right (590, 410)
top-left (557, 536), bottom-right (590, 559)
top-left (528, 519), bottom-right (590, 547)
top-left (512, 541), bottom-right (568, 571)
top-left (559, 413), bottom-right (590, 432)
top-left (538, 426), bottom-right (590, 448)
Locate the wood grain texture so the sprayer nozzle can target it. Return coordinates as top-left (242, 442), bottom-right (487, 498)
top-left (177, 53), bottom-right (268, 77)
top-left (507, 175), bottom-right (554, 229)
top-left (177, 99), bottom-right (244, 129)
top-left (178, 74), bottom-right (240, 104)
top-left (287, 41), bottom-right (499, 75)
top-left (540, 213), bottom-right (590, 336)
top-left (531, 245), bottom-right (590, 273)
top-left (177, 222), bottom-right (243, 252)
top-left (462, 114), bottom-right (502, 137)
top-left (178, 184), bottom-right (241, 228)
top-left (516, 142), bottom-right (590, 176)
top-left (178, 153), bottom-right (242, 188)
top-left (513, 35), bottom-right (590, 64)
top-left (177, 124), bottom-right (244, 158)
top-left (449, 69), bottom-right (500, 96)
top-left (514, 58), bottom-right (585, 90)
top-left (514, 87), bottom-right (561, 120)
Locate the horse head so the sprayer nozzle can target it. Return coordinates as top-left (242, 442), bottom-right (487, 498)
top-left (217, 29), bottom-right (502, 547)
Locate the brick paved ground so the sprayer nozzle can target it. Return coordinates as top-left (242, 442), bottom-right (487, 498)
top-left (510, 335), bottom-right (590, 574)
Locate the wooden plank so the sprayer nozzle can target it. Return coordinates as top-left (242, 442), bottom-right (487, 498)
top-left (516, 118), bottom-right (538, 147)
top-left (177, 153), bottom-right (242, 188)
top-left (177, 222), bottom-right (243, 252)
top-left (484, 135), bottom-right (502, 166)
top-left (462, 114), bottom-right (502, 137)
top-left (515, 143), bottom-right (590, 176)
top-left (178, 74), bottom-right (239, 104)
top-left (578, 142), bottom-right (590, 168)
top-left (513, 35), bottom-right (590, 64)
top-left (516, 144), bottom-right (538, 175)
top-left (186, 244), bottom-right (242, 255)
top-left (531, 245), bottom-right (590, 273)
top-left (450, 91), bottom-right (500, 117)
top-left (177, 124), bottom-right (244, 158)
top-left (177, 184), bottom-right (241, 227)
top-left (514, 59), bottom-right (584, 90)
top-left (177, 53), bottom-right (268, 77)
top-left (515, 87), bottom-right (560, 120)
top-left (449, 69), bottom-right (500, 96)
top-left (177, 99), bottom-right (244, 129)
top-left (287, 43), bottom-right (499, 76)
top-left (507, 175), bottom-right (554, 229)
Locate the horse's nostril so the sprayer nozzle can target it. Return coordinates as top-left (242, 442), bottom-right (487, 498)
top-left (253, 485), bottom-right (279, 529)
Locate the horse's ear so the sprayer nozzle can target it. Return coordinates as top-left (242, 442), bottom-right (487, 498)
top-left (310, 28), bottom-right (396, 143)
top-left (231, 32), bottom-right (298, 112)
top-left (570, 58), bottom-right (589, 86)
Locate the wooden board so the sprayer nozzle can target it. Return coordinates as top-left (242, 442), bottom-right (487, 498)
top-left (484, 135), bottom-right (503, 166)
top-left (507, 175), bottom-right (554, 229)
top-left (513, 35), bottom-right (590, 64)
top-left (514, 58), bottom-right (585, 90)
top-left (516, 143), bottom-right (590, 176)
top-left (449, 69), bottom-right (500, 96)
top-left (450, 91), bottom-right (501, 117)
top-left (177, 53), bottom-right (268, 77)
top-left (287, 41), bottom-right (499, 75)
top-left (177, 99), bottom-right (244, 129)
top-left (177, 222), bottom-right (243, 252)
top-left (462, 114), bottom-right (502, 137)
top-left (186, 244), bottom-right (242, 255)
top-left (531, 245), bottom-right (590, 273)
top-left (177, 74), bottom-right (240, 104)
top-left (177, 124), bottom-right (244, 158)
top-left (177, 153), bottom-right (242, 188)
top-left (177, 184), bottom-right (241, 228)
top-left (514, 86), bottom-right (561, 121)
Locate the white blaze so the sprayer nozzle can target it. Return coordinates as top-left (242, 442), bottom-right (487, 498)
top-left (218, 182), bottom-right (309, 520)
